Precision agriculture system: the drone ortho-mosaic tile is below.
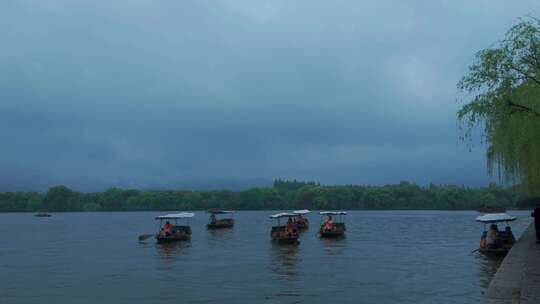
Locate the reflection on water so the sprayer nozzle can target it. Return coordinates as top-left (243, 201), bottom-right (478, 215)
top-left (270, 244), bottom-right (301, 280)
top-left (269, 244), bottom-right (303, 302)
top-left (477, 254), bottom-right (502, 289)
top-left (208, 227), bottom-right (234, 241)
top-left (154, 241), bottom-right (191, 268)
top-left (320, 237), bottom-right (347, 256)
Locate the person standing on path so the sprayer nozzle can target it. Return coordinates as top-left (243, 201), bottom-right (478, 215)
top-left (531, 206), bottom-right (540, 243)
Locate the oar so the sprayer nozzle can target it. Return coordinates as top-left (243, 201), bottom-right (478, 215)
top-left (138, 234), bottom-right (154, 241)
top-left (470, 248), bottom-right (480, 254)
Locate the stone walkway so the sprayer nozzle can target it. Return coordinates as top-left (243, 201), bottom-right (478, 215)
top-left (484, 223), bottom-right (540, 303)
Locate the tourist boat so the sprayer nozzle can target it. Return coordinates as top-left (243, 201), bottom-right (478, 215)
top-left (476, 213), bottom-right (517, 257)
top-left (34, 212), bottom-right (52, 217)
top-left (319, 211), bottom-right (347, 238)
top-left (270, 213), bottom-right (300, 244)
top-left (476, 206), bottom-right (506, 213)
top-left (207, 210), bottom-right (235, 229)
top-left (292, 209), bottom-right (310, 230)
top-left (155, 212), bottom-right (194, 243)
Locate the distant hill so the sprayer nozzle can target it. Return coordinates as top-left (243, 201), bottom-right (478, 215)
top-left (148, 177), bottom-right (273, 192)
top-left (0, 174), bottom-right (272, 193)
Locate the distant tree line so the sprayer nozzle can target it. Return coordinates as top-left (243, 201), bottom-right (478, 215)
top-left (0, 180), bottom-right (532, 212)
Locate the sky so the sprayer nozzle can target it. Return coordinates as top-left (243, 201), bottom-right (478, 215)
top-left (1, 0), bottom-right (540, 192)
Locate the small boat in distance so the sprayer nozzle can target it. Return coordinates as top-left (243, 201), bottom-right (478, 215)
top-left (319, 211), bottom-right (347, 238)
top-left (34, 212), bottom-right (52, 217)
top-left (207, 210), bottom-right (235, 229)
top-left (292, 209), bottom-right (310, 230)
top-left (270, 213), bottom-right (300, 244)
top-left (476, 206), bottom-right (506, 213)
top-left (476, 213), bottom-right (516, 257)
top-left (155, 212), bottom-right (194, 243)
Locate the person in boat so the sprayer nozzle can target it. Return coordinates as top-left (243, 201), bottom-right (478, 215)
top-left (479, 231), bottom-right (487, 249)
top-left (486, 224), bottom-right (500, 249)
top-left (532, 206), bottom-right (540, 243)
top-left (285, 218), bottom-right (296, 236)
top-left (323, 215), bottom-right (334, 231)
top-left (501, 226), bottom-right (515, 244)
top-left (296, 214), bottom-right (305, 225)
top-left (163, 221), bottom-right (173, 236)
top-left (210, 213), bottom-right (217, 224)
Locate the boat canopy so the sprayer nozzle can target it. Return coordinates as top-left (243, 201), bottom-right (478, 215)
top-left (155, 212), bottom-right (195, 220)
top-left (270, 212), bottom-right (297, 219)
top-left (293, 209), bottom-right (310, 215)
top-left (207, 210), bottom-right (234, 214)
top-left (319, 211), bottom-right (347, 215)
top-left (475, 213), bottom-right (517, 223)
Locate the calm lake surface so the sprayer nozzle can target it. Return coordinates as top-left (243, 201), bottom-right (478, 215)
top-left (0, 210), bottom-right (532, 304)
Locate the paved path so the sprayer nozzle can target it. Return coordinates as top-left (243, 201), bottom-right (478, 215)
top-left (484, 223), bottom-right (540, 303)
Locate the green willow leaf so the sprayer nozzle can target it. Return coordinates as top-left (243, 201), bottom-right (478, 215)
top-left (459, 18), bottom-right (540, 195)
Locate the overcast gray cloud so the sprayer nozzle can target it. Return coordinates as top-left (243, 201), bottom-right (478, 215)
top-left (1, 0), bottom-right (539, 191)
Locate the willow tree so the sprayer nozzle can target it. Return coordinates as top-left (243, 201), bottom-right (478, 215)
top-left (458, 19), bottom-right (540, 195)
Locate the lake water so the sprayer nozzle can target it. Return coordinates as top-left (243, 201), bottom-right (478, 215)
top-left (0, 210), bottom-right (532, 304)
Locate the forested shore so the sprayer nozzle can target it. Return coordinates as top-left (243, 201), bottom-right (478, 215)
top-left (0, 180), bottom-right (531, 212)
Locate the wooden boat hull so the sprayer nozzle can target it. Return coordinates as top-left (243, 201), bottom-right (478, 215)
top-left (156, 226), bottom-right (191, 243)
top-left (319, 223), bottom-right (346, 238)
top-left (479, 247), bottom-right (510, 257)
top-left (156, 235), bottom-right (191, 243)
top-left (271, 226), bottom-right (299, 244)
top-left (34, 213), bottom-right (52, 217)
top-left (274, 236), bottom-right (299, 244)
top-left (207, 219), bottom-right (234, 229)
top-left (320, 230), bottom-right (345, 238)
top-left (207, 223), bottom-right (234, 229)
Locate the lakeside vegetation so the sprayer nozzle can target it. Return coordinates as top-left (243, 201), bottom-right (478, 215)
top-left (0, 180), bottom-right (529, 212)
top-left (459, 18), bottom-right (540, 195)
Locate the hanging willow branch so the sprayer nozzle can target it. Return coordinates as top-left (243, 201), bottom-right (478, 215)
top-left (458, 18), bottom-right (540, 194)
top-left (506, 99), bottom-right (540, 116)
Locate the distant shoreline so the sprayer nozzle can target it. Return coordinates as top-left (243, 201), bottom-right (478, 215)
top-left (0, 180), bottom-right (531, 212)
top-left (0, 208), bottom-right (533, 214)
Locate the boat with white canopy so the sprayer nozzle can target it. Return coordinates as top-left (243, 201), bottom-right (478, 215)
top-left (207, 210), bottom-right (235, 229)
top-left (154, 212), bottom-right (194, 243)
top-left (476, 213), bottom-right (516, 223)
top-left (319, 211), bottom-right (347, 238)
top-left (270, 213), bottom-right (300, 244)
top-left (475, 213), bottom-right (516, 257)
top-left (292, 209), bottom-right (310, 230)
